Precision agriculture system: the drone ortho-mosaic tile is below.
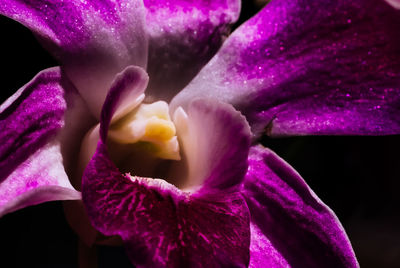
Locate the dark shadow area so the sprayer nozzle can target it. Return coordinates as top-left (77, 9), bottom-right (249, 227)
top-left (264, 135), bottom-right (400, 268)
top-left (0, 202), bottom-right (78, 268)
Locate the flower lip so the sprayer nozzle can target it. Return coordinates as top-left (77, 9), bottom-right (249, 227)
top-left (81, 70), bottom-right (252, 265)
top-left (79, 65), bottom-right (251, 194)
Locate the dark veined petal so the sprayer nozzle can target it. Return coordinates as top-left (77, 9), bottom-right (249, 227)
top-left (172, 0), bottom-right (400, 136)
top-left (143, 0), bottom-right (241, 101)
top-left (0, 0), bottom-right (148, 118)
top-left (82, 67), bottom-right (251, 267)
top-left (0, 68), bottom-right (81, 217)
top-left (243, 145), bottom-right (358, 268)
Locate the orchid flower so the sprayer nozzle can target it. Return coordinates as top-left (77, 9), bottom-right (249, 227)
top-left (1, 0), bottom-right (400, 267)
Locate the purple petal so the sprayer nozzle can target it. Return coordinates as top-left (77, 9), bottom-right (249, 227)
top-left (1, 0), bottom-right (148, 118)
top-left (143, 0), bottom-right (240, 101)
top-left (176, 99), bottom-right (251, 191)
top-left (98, 66), bottom-right (149, 141)
top-left (0, 68), bottom-right (81, 217)
top-left (83, 154), bottom-right (250, 267)
top-left (243, 145), bottom-right (358, 267)
top-left (172, 0), bottom-right (400, 136)
top-left (82, 67), bottom-right (250, 266)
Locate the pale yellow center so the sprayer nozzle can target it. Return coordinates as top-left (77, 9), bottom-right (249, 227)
top-left (108, 101), bottom-right (180, 160)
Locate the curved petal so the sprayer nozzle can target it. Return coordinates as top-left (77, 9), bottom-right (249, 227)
top-left (175, 99), bottom-right (251, 191)
top-left (172, 0), bottom-right (400, 136)
top-left (82, 67), bottom-right (250, 267)
top-left (143, 0), bottom-right (241, 101)
top-left (243, 145), bottom-right (358, 268)
top-left (0, 0), bottom-right (148, 118)
top-left (0, 68), bottom-right (81, 217)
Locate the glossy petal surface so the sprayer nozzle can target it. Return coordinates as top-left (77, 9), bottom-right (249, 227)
top-left (82, 68), bottom-right (250, 267)
top-left (243, 145), bottom-right (358, 268)
top-left (0, 0), bottom-right (148, 118)
top-left (0, 68), bottom-right (80, 217)
top-left (172, 0), bottom-right (400, 136)
top-left (143, 0), bottom-right (241, 101)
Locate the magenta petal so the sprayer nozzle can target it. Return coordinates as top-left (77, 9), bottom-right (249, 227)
top-left (143, 0), bottom-right (240, 101)
top-left (172, 0), bottom-right (400, 136)
top-left (82, 67), bottom-right (250, 266)
top-left (98, 66), bottom-right (149, 140)
top-left (0, 68), bottom-right (80, 217)
top-left (1, 0), bottom-right (148, 118)
top-left (243, 146), bottom-right (358, 267)
top-left (83, 147), bottom-right (250, 267)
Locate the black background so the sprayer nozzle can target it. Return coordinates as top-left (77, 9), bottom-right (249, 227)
top-left (1, 1), bottom-right (399, 267)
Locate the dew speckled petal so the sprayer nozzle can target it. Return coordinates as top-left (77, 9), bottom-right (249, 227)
top-left (172, 0), bottom-right (400, 136)
top-left (0, 0), bottom-right (148, 118)
top-left (243, 145), bottom-right (358, 268)
top-left (143, 0), bottom-right (241, 101)
top-left (82, 67), bottom-right (250, 267)
top-left (0, 68), bottom-right (81, 217)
